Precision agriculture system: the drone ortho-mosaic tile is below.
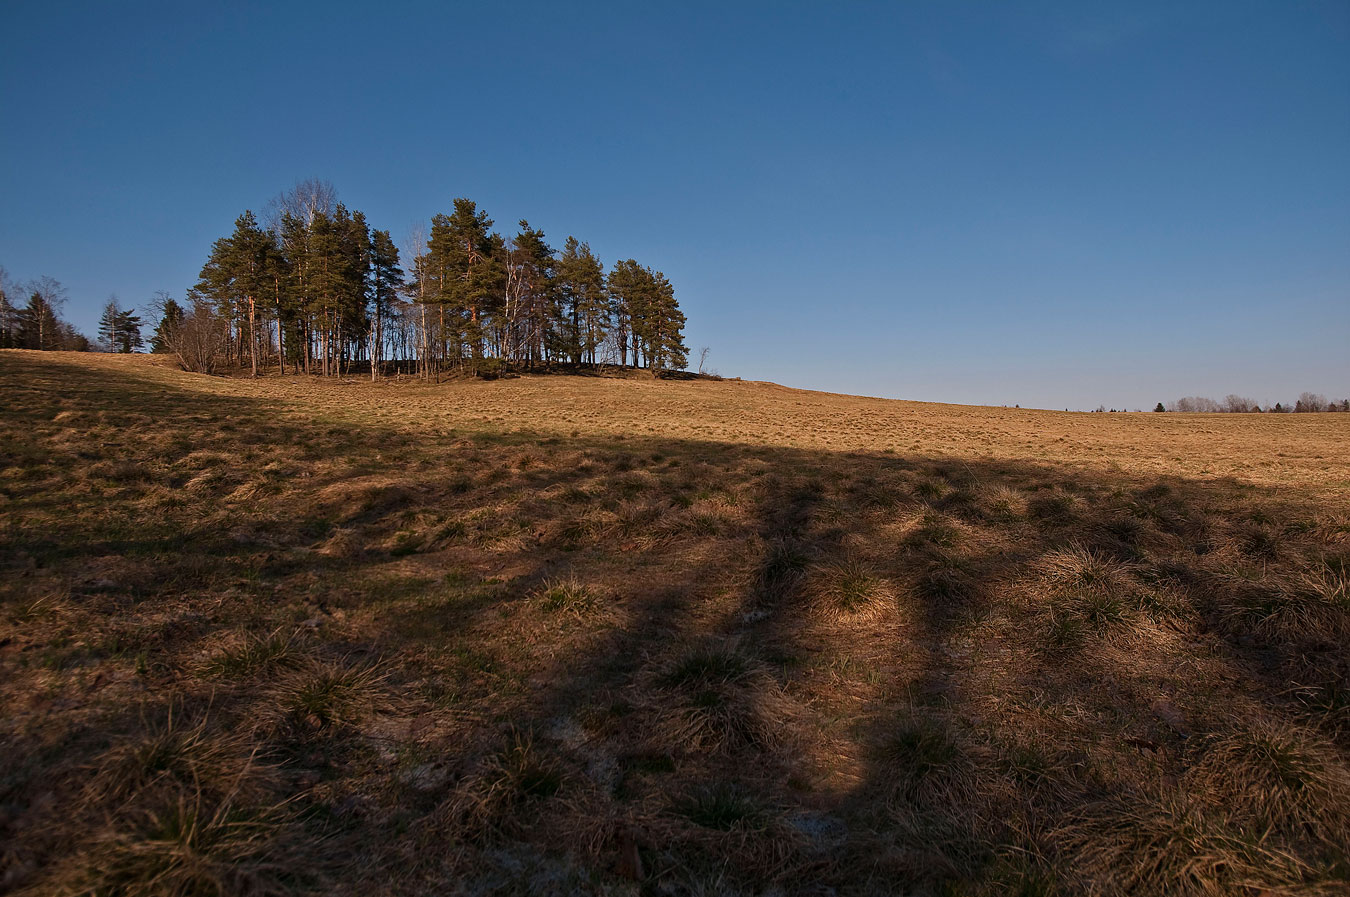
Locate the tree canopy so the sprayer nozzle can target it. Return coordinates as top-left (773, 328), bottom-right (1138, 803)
top-left (174, 186), bottom-right (689, 379)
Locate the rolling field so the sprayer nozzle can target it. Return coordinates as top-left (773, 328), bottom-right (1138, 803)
top-left (2, 349), bottom-right (1349, 895)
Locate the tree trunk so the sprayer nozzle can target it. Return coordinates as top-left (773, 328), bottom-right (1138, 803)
top-left (247, 296), bottom-right (258, 377)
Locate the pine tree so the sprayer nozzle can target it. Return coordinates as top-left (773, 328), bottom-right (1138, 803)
top-left (195, 211), bottom-right (274, 376)
top-left (17, 277), bottom-right (67, 350)
top-left (150, 299), bottom-right (184, 354)
top-left (504, 220), bottom-right (554, 368)
top-left (98, 298), bottom-right (121, 351)
top-left (335, 206), bottom-right (372, 375)
top-left (556, 237), bottom-right (606, 365)
top-left (115, 308), bottom-right (144, 352)
top-left (608, 261), bottom-right (686, 372)
top-left (1154, 403), bottom-right (1165, 412)
top-left (368, 229), bottom-right (403, 380)
top-left (279, 212), bottom-right (312, 372)
top-left (644, 269), bottom-right (687, 372)
top-left (426, 199), bottom-right (500, 369)
top-left (606, 259), bottom-right (643, 367)
top-left (18, 291), bottom-right (61, 350)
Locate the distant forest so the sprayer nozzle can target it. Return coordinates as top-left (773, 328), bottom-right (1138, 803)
top-left (1087, 395), bottom-right (1348, 414)
top-left (1158, 395), bottom-right (1349, 414)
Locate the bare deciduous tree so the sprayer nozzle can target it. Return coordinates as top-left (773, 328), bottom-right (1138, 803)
top-left (170, 297), bottom-right (230, 374)
top-left (265, 177), bottom-right (338, 232)
top-left (1169, 396), bottom-right (1221, 413)
top-left (1296, 392), bottom-right (1327, 413)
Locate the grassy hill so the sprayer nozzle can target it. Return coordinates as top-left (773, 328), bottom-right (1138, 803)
top-left (2, 350), bottom-right (1348, 895)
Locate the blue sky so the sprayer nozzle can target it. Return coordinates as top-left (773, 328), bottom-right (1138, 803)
top-left (1, 0), bottom-right (1346, 409)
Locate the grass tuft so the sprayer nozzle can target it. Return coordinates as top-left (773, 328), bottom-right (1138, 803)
top-left (85, 706), bottom-right (255, 808)
top-left (434, 732), bottom-right (565, 840)
top-left (879, 717), bottom-right (960, 781)
top-left (1027, 493), bottom-right (1075, 525)
top-left (201, 628), bottom-right (302, 680)
top-left (488, 732), bottom-right (565, 802)
top-left (651, 645), bottom-right (794, 752)
top-left (758, 538), bottom-right (809, 597)
top-left (1184, 721), bottom-right (1350, 849)
top-left (676, 783), bottom-right (767, 831)
top-left (534, 577), bottom-right (601, 617)
top-left (810, 557), bottom-right (893, 620)
top-left (271, 658), bottom-right (383, 734)
top-left (59, 794), bottom-right (307, 897)
top-left (660, 646), bottom-right (750, 691)
top-left (1055, 793), bottom-right (1324, 896)
top-left (907, 511), bottom-right (958, 548)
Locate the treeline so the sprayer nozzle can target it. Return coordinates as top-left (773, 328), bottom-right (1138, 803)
top-left (1159, 393), bottom-right (1350, 413)
top-left (0, 271), bottom-right (92, 352)
top-left (171, 180), bottom-right (688, 379)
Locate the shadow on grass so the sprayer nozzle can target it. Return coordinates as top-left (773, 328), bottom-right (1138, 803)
top-left (2, 350), bottom-right (1347, 895)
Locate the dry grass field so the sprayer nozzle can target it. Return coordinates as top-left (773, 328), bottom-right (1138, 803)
top-left (2, 349), bottom-right (1348, 896)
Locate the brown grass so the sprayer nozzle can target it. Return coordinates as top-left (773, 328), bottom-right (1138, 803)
top-left (2, 349), bottom-right (1349, 895)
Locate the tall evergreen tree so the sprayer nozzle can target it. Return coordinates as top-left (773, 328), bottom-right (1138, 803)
top-left (368, 229), bottom-right (403, 380)
top-left (18, 291), bottom-right (61, 350)
top-left (607, 261), bottom-right (685, 372)
top-left (195, 211), bottom-right (273, 376)
top-left (17, 277), bottom-right (67, 350)
top-left (606, 259), bottom-right (643, 367)
top-left (98, 297), bottom-right (121, 351)
top-left (555, 237), bottom-right (606, 365)
top-left (504, 220), bottom-right (554, 368)
top-left (278, 212), bottom-right (312, 372)
top-left (150, 298), bottom-right (184, 354)
top-left (426, 199), bottom-right (500, 367)
top-left (644, 269), bottom-right (687, 372)
top-left (116, 308), bottom-right (145, 353)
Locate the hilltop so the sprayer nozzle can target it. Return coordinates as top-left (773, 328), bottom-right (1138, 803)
top-left (16, 351), bottom-right (1349, 495)
top-left (2, 349), bottom-right (1348, 895)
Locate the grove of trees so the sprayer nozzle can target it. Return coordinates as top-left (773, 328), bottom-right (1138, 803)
top-left (1161, 393), bottom-right (1349, 413)
top-left (0, 269), bottom-right (91, 352)
top-left (176, 181), bottom-right (688, 379)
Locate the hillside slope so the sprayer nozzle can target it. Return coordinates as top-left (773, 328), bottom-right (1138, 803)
top-left (2, 350), bottom-right (1348, 896)
top-left (16, 351), bottom-right (1350, 495)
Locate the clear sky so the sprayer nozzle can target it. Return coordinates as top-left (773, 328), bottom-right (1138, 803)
top-left (1, 1), bottom-right (1347, 410)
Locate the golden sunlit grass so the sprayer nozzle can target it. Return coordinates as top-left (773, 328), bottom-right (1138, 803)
top-left (2, 349), bottom-right (1348, 895)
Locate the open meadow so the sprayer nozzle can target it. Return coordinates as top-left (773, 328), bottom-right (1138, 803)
top-left (2, 349), bottom-right (1349, 895)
